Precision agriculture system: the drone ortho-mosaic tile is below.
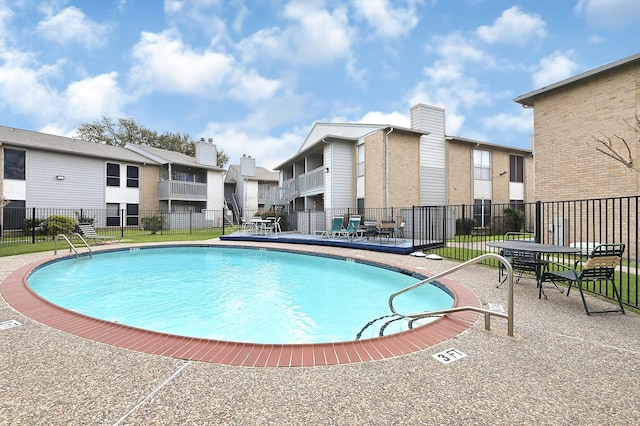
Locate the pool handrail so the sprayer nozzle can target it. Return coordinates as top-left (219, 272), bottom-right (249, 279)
top-left (389, 253), bottom-right (514, 337)
top-left (54, 233), bottom-right (93, 258)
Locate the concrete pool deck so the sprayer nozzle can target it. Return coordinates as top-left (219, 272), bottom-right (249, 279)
top-left (1, 239), bottom-right (640, 424)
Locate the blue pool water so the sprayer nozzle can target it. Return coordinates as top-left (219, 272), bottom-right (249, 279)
top-left (27, 246), bottom-right (453, 344)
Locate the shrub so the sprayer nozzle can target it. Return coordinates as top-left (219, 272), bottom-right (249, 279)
top-left (22, 218), bottom-right (45, 233)
top-left (141, 214), bottom-right (165, 234)
top-left (503, 207), bottom-right (525, 232)
top-left (43, 215), bottom-right (76, 236)
top-left (456, 217), bottom-right (477, 235)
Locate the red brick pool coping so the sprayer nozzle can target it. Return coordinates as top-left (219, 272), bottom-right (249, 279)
top-left (1, 255), bottom-right (480, 367)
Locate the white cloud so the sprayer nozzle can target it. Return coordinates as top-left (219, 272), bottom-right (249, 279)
top-left (476, 6), bottom-right (546, 45)
top-left (283, 1), bottom-right (352, 64)
top-left (36, 6), bottom-right (111, 49)
top-left (352, 0), bottom-right (420, 38)
top-left (64, 72), bottom-right (127, 122)
top-left (483, 109), bottom-right (533, 136)
top-left (130, 30), bottom-right (281, 103)
top-left (531, 51), bottom-right (579, 88)
top-left (130, 30), bottom-right (235, 94)
top-left (0, 2), bottom-right (14, 39)
top-left (357, 110), bottom-right (411, 127)
top-left (204, 124), bottom-right (304, 170)
top-left (226, 69), bottom-right (281, 102)
top-left (574, 0), bottom-right (640, 28)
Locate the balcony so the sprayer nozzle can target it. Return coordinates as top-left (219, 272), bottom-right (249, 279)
top-left (158, 180), bottom-right (207, 201)
top-left (265, 167), bottom-right (325, 208)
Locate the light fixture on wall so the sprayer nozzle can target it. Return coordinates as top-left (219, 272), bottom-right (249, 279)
top-left (56, 175), bottom-right (65, 180)
top-left (499, 171), bottom-right (507, 176)
top-left (325, 167), bottom-right (330, 174)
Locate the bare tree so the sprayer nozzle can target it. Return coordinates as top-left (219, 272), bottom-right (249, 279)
top-left (592, 115), bottom-right (640, 172)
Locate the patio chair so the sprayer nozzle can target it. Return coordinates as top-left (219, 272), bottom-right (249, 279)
top-left (77, 223), bottom-right (121, 245)
top-left (317, 216), bottom-right (344, 238)
top-left (498, 232), bottom-right (539, 287)
top-left (543, 243), bottom-right (625, 315)
top-left (340, 215), bottom-right (362, 240)
top-left (264, 216), bottom-right (281, 234)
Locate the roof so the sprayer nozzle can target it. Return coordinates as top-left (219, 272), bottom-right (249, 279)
top-left (514, 52), bottom-right (640, 107)
top-left (226, 165), bottom-right (278, 182)
top-left (274, 122), bottom-right (429, 170)
top-left (125, 144), bottom-right (223, 171)
top-left (446, 136), bottom-right (533, 155)
top-left (0, 125), bottom-right (158, 164)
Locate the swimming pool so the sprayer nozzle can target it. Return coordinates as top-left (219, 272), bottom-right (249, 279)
top-left (27, 246), bottom-right (454, 344)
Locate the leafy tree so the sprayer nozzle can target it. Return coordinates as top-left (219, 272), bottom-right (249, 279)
top-left (75, 117), bottom-right (229, 167)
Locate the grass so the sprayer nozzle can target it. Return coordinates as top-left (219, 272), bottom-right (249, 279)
top-left (0, 229), bottom-right (230, 257)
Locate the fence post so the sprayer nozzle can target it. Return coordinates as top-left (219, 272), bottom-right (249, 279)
top-left (535, 201), bottom-right (542, 243)
top-left (31, 207), bottom-right (36, 244)
top-left (189, 211), bottom-right (193, 235)
top-left (222, 210), bottom-right (225, 236)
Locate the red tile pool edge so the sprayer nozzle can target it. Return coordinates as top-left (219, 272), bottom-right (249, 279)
top-left (1, 257), bottom-right (481, 367)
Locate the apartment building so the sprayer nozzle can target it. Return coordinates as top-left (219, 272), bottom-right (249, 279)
top-left (0, 126), bottom-right (224, 230)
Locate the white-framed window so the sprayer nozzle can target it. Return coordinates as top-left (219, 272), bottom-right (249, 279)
top-left (473, 150), bottom-right (491, 181)
top-left (473, 198), bottom-right (491, 228)
top-left (106, 163), bottom-right (120, 186)
top-left (126, 165), bottom-right (139, 188)
top-left (510, 155), bottom-right (524, 183)
top-left (357, 144), bottom-right (365, 177)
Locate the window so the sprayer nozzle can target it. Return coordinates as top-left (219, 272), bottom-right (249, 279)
top-left (357, 144), bottom-right (365, 177)
top-left (106, 163), bottom-right (120, 186)
top-left (4, 149), bottom-right (25, 180)
top-left (510, 200), bottom-right (525, 211)
top-left (473, 150), bottom-right (491, 180)
top-left (473, 198), bottom-right (492, 228)
top-left (106, 203), bottom-right (120, 226)
top-left (510, 155), bottom-right (524, 183)
top-left (126, 165), bottom-right (139, 188)
top-left (357, 198), bottom-right (364, 215)
top-left (126, 203), bottom-right (139, 226)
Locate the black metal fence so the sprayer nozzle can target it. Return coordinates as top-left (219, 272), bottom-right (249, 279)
top-left (3, 196), bottom-right (639, 310)
top-left (438, 196), bottom-right (639, 310)
top-left (0, 208), bottom-right (233, 246)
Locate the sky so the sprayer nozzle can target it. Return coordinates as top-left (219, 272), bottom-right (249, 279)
top-left (1, 0), bottom-right (640, 170)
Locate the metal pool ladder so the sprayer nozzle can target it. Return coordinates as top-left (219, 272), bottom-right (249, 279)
top-left (389, 253), bottom-right (514, 337)
top-left (54, 233), bottom-right (93, 258)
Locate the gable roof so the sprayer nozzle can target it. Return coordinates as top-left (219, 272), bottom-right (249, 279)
top-left (0, 125), bottom-right (157, 164)
top-left (275, 122), bottom-right (429, 170)
top-left (514, 52), bottom-right (640, 107)
top-left (226, 165), bottom-right (278, 182)
top-left (125, 144), bottom-right (223, 171)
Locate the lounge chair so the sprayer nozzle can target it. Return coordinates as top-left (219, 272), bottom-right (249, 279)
top-left (77, 223), bottom-right (121, 245)
top-left (317, 216), bottom-right (344, 238)
top-left (339, 215), bottom-right (362, 240)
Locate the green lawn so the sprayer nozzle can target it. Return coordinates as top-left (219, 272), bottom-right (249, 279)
top-left (0, 229), bottom-right (231, 257)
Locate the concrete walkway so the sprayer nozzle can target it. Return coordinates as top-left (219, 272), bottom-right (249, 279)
top-left (1, 240), bottom-right (639, 425)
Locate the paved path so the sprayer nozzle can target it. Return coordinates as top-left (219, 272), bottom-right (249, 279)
top-left (1, 240), bottom-right (639, 425)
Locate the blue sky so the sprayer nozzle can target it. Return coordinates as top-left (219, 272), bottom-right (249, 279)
top-left (1, 1), bottom-right (639, 169)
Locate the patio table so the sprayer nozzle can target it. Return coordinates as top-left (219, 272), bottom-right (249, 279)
top-left (487, 241), bottom-right (580, 299)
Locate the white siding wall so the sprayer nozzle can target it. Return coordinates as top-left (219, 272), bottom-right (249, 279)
top-left (244, 180), bottom-right (259, 211)
top-left (27, 150), bottom-right (105, 209)
top-left (325, 141), bottom-right (354, 209)
top-left (411, 104), bottom-right (447, 205)
top-left (206, 170), bottom-right (224, 210)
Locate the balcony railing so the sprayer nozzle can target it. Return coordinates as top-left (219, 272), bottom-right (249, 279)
top-left (298, 167), bottom-right (325, 196)
top-left (158, 180), bottom-right (207, 200)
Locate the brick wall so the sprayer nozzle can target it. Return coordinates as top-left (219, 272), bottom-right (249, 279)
top-left (533, 64), bottom-right (640, 201)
